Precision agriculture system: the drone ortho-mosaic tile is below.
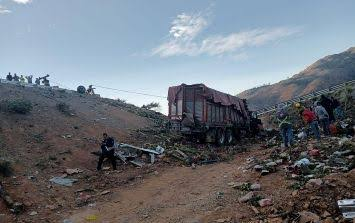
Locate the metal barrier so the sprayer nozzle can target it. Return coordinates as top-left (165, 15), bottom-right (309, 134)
top-left (256, 79), bottom-right (355, 116)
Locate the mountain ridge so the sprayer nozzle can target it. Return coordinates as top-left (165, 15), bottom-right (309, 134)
top-left (238, 47), bottom-right (355, 110)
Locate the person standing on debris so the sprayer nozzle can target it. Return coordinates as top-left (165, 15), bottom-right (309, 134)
top-left (87, 85), bottom-right (95, 95)
top-left (6, 72), bottom-right (12, 81)
top-left (300, 107), bottom-right (320, 140)
top-left (314, 102), bottom-right (330, 135)
top-left (97, 133), bottom-right (117, 171)
top-left (276, 105), bottom-right (293, 147)
top-left (330, 96), bottom-right (343, 120)
top-left (26, 75), bottom-right (33, 84)
top-left (13, 73), bottom-right (19, 82)
top-left (35, 78), bottom-right (40, 85)
top-left (42, 75), bottom-right (50, 86)
top-left (19, 75), bottom-right (26, 83)
top-left (319, 95), bottom-right (335, 122)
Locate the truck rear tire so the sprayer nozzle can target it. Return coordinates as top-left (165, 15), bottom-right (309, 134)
top-left (216, 129), bottom-right (225, 146)
top-left (225, 129), bottom-right (234, 145)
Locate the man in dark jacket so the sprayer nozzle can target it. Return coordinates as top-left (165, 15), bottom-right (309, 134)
top-left (97, 133), bottom-right (117, 171)
top-left (6, 72), bottom-right (12, 81)
top-left (319, 95), bottom-right (335, 122)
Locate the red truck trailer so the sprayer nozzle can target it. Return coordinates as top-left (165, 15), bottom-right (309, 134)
top-left (168, 83), bottom-right (257, 145)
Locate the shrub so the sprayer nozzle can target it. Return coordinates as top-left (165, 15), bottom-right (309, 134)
top-left (0, 158), bottom-right (13, 177)
top-left (56, 102), bottom-right (71, 115)
top-left (0, 99), bottom-right (33, 114)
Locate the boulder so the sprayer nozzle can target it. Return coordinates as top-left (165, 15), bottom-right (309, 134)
top-left (250, 183), bottom-right (261, 191)
top-left (238, 192), bottom-right (255, 203)
top-left (258, 198), bottom-right (272, 207)
top-left (298, 211), bottom-right (320, 223)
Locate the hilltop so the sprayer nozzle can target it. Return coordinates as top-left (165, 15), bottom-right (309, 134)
top-left (238, 47), bottom-right (355, 110)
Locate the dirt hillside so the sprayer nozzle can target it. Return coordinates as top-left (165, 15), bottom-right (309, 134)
top-left (0, 82), bottom-right (166, 222)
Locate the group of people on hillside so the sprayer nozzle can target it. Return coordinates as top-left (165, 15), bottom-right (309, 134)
top-left (5, 72), bottom-right (50, 86)
top-left (277, 94), bottom-right (343, 147)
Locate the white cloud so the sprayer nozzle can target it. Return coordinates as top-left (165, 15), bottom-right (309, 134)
top-left (169, 13), bottom-right (208, 40)
top-left (11, 0), bottom-right (31, 4)
top-left (152, 11), bottom-right (302, 58)
top-left (0, 5), bottom-right (11, 14)
top-left (200, 27), bottom-right (301, 56)
top-left (152, 12), bottom-right (208, 57)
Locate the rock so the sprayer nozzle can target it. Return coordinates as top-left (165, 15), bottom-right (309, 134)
top-left (63, 220), bottom-right (73, 223)
top-left (266, 162), bottom-right (277, 167)
top-left (154, 171), bottom-right (159, 175)
top-left (261, 170), bottom-right (270, 176)
top-left (215, 217), bottom-right (231, 223)
top-left (65, 168), bottom-right (83, 175)
top-left (323, 217), bottom-right (335, 223)
top-left (309, 149), bottom-right (320, 157)
top-left (298, 211), bottom-right (320, 223)
top-left (306, 178), bottom-right (323, 188)
top-left (214, 206), bottom-right (223, 211)
top-left (305, 174), bottom-right (315, 179)
top-left (258, 198), bottom-right (272, 207)
top-left (322, 211), bottom-right (331, 218)
top-left (238, 192), bottom-right (255, 203)
top-left (250, 205), bottom-right (259, 214)
top-left (100, 190), bottom-right (110, 195)
top-left (29, 211), bottom-right (38, 216)
top-left (227, 182), bottom-right (245, 189)
top-left (303, 202), bottom-right (310, 209)
top-left (11, 202), bottom-right (24, 214)
top-left (295, 158), bottom-right (310, 167)
top-left (253, 165), bottom-right (263, 171)
top-left (280, 152), bottom-right (289, 159)
top-left (250, 183), bottom-right (261, 191)
top-left (275, 159), bottom-right (283, 164)
top-left (45, 204), bottom-right (56, 210)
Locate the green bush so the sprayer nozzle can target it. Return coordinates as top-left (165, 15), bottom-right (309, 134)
top-left (0, 99), bottom-right (33, 114)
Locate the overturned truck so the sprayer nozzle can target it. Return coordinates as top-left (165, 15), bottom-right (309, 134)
top-left (168, 84), bottom-right (260, 145)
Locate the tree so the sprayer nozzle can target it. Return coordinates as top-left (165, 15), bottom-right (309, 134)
top-left (142, 102), bottom-right (161, 111)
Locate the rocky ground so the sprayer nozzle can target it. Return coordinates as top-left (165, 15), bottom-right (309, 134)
top-left (0, 82), bottom-right (354, 223)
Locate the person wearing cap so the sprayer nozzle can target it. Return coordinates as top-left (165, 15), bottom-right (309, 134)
top-left (276, 104), bottom-right (293, 147)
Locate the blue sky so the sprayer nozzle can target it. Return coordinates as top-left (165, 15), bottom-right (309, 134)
top-left (1, 0), bottom-right (355, 114)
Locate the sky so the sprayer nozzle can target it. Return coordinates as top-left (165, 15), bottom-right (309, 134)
top-left (1, 0), bottom-right (355, 114)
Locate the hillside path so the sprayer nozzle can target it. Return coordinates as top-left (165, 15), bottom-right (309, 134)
top-left (68, 147), bottom-right (289, 223)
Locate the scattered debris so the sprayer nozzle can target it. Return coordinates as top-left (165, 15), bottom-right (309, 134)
top-left (337, 199), bottom-right (355, 219)
top-left (49, 177), bottom-right (78, 187)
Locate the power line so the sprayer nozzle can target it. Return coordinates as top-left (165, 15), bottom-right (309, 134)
top-left (93, 84), bottom-right (166, 99)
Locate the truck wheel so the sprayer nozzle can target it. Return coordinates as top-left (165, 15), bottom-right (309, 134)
top-left (225, 129), bottom-right (234, 145)
top-left (216, 129), bottom-right (225, 146)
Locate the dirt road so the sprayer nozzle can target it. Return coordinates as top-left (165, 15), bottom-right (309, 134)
top-left (68, 148), bottom-right (292, 223)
